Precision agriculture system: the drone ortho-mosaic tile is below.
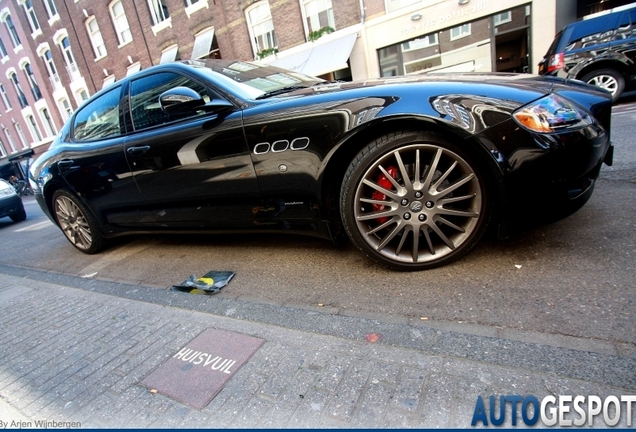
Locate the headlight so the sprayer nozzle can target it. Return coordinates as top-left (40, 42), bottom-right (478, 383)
top-left (513, 94), bottom-right (592, 133)
top-left (0, 185), bottom-right (17, 197)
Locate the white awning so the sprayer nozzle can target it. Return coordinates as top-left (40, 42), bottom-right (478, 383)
top-left (160, 44), bottom-right (179, 64)
top-left (191, 28), bottom-right (214, 60)
top-left (269, 32), bottom-right (357, 77)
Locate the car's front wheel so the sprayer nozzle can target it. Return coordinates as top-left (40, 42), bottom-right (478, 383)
top-left (10, 207), bottom-right (26, 222)
top-left (340, 131), bottom-right (490, 271)
top-left (52, 189), bottom-right (106, 254)
top-left (581, 68), bottom-right (625, 102)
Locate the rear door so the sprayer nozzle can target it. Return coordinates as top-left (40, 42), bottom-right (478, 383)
top-left (123, 70), bottom-right (261, 228)
top-left (58, 85), bottom-right (145, 226)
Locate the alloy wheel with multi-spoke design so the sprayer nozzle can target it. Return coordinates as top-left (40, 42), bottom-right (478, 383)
top-left (52, 190), bottom-right (105, 254)
top-left (342, 132), bottom-right (489, 270)
top-left (582, 68), bottom-right (625, 102)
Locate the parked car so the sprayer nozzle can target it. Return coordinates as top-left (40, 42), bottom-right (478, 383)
top-left (0, 178), bottom-right (26, 222)
top-left (30, 60), bottom-right (613, 271)
top-left (538, 6), bottom-right (636, 102)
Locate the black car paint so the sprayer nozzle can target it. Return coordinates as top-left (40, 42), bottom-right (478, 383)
top-left (31, 61), bottom-right (612, 245)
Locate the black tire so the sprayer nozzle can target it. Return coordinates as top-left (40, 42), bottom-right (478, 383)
top-left (340, 130), bottom-right (490, 271)
top-left (581, 68), bottom-right (625, 103)
top-left (52, 189), bottom-right (106, 254)
top-left (9, 207), bottom-right (26, 222)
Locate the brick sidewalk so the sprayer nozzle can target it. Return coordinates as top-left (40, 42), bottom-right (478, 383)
top-left (0, 272), bottom-right (634, 428)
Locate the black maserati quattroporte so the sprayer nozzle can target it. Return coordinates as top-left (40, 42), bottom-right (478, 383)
top-left (30, 60), bottom-right (613, 271)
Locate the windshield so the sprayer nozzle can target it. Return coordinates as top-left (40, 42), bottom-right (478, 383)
top-left (195, 60), bottom-right (325, 99)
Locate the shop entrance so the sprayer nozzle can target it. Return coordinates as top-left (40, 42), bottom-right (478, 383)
top-left (495, 28), bottom-right (530, 73)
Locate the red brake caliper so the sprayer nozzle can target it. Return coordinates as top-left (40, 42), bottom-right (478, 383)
top-left (371, 166), bottom-right (397, 225)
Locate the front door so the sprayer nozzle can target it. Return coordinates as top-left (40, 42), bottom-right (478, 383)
top-left (123, 71), bottom-right (260, 228)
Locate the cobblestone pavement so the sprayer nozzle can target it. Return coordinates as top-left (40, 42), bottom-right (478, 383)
top-left (0, 269), bottom-right (635, 428)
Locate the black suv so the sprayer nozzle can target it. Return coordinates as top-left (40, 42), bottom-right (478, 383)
top-left (539, 6), bottom-right (636, 102)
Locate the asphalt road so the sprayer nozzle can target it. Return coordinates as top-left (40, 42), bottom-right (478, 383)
top-left (1, 101), bottom-right (634, 348)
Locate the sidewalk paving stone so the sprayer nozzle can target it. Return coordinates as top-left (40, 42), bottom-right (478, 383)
top-left (0, 270), bottom-right (635, 428)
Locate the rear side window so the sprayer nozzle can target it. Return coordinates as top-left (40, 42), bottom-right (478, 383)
top-left (73, 87), bottom-right (122, 142)
top-left (129, 72), bottom-right (211, 131)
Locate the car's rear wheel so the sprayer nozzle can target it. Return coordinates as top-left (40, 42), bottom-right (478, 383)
top-left (52, 189), bottom-right (106, 254)
top-left (581, 68), bottom-right (625, 102)
top-left (340, 131), bottom-right (490, 271)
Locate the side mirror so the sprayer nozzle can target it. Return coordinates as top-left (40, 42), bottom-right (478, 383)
top-left (159, 87), bottom-right (205, 114)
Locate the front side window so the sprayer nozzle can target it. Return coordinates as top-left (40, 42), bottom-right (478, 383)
top-left (148, 0), bottom-right (170, 25)
top-left (73, 87), bottom-right (121, 141)
top-left (129, 72), bottom-right (210, 131)
top-left (246, 2), bottom-right (277, 56)
top-left (23, 63), bottom-right (42, 101)
top-left (23, 0), bottom-right (41, 33)
top-left (86, 17), bottom-right (107, 59)
top-left (110, 0), bottom-right (132, 45)
top-left (301, 0), bottom-right (335, 36)
top-left (5, 15), bottom-right (21, 48)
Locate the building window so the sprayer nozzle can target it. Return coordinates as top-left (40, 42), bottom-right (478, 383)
top-left (102, 75), bottom-right (116, 88)
top-left (78, 89), bottom-right (89, 101)
top-left (23, 0), bottom-right (41, 34)
top-left (148, 0), bottom-right (170, 25)
top-left (0, 83), bottom-right (11, 110)
top-left (160, 44), bottom-right (179, 63)
top-left (301, 0), bottom-right (335, 36)
top-left (26, 114), bottom-right (42, 142)
top-left (41, 49), bottom-right (61, 89)
top-left (5, 15), bottom-right (22, 48)
top-left (15, 122), bottom-right (29, 148)
top-left (58, 97), bottom-right (72, 121)
top-left (126, 62), bottom-right (141, 76)
top-left (246, 1), bottom-right (277, 57)
top-left (450, 23), bottom-right (471, 41)
top-left (86, 17), bottom-right (107, 59)
top-left (42, 0), bottom-right (58, 19)
top-left (39, 107), bottom-right (56, 137)
top-left (59, 36), bottom-right (80, 80)
top-left (402, 33), bottom-right (438, 51)
top-left (494, 11), bottom-right (512, 26)
top-left (23, 63), bottom-right (42, 101)
top-left (0, 37), bottom-right (7, 59)
top-left (110, 0), bottom-right (132, 45)
top-left (9, 72), bottom-right (28, 108)
top-left (191, 28), bottom-right (215, 59)
top-left (184, 0), bottom-right (208, 17)
top-left (4, 129), bottom-right (17, 152)
top-left (0, 139), bottom-right (6, 157)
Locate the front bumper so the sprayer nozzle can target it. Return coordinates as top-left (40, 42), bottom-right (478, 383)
top-left (0, 195), bottom-right (24, 219)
